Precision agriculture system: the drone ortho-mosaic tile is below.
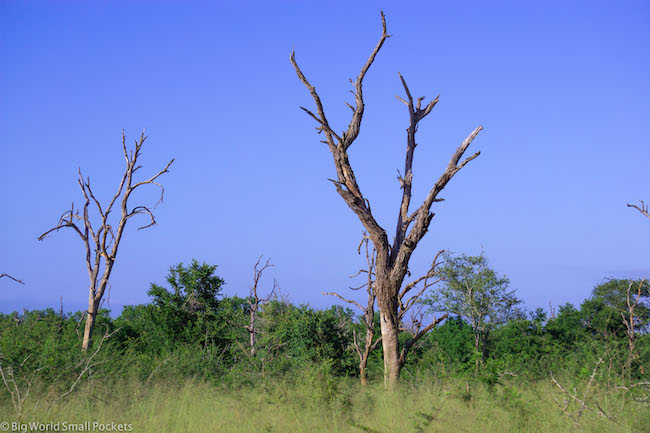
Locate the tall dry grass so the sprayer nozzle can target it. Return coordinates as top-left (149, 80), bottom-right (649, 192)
top-left (1, 374), bottom-right (647, 433)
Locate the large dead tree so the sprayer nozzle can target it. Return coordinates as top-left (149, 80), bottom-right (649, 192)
top-left (291, 12), bottom-right (481, 385)
top-left (38, 131), bottom-right (173, 351)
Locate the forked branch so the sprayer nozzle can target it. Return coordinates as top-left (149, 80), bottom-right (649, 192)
top-left (628, 200), bottom-right (650, 220)
top-left (290, 12), bottom-right (391, 255)
top-left (399, 309), bottom-right (448, 367)
top-left (398, 250), bottom-right (445, 319)
top-left (388, 126), bottom-right (481, 296)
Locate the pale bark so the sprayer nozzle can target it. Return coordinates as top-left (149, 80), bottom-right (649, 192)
top-left (292, 12), bottom-right (481, 387)
top-left (39, 131), bottom-right (173, 351)
top-left (244, 256), bottom-right (277, 357)
top-left (379, 302), bottom-right (401, 384)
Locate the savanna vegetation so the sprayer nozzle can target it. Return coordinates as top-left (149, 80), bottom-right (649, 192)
top-left (1, 259), bottom-right (649, 432)
top-left (2, 10), bottom-right (649, 433)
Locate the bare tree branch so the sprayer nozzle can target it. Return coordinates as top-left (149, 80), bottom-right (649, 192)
top-left (323, 291), bottom-right (365, 312)
top-left (37, 202), bottom-right (86, 242)
top-left (342, 10), bottom-right (390, 152)
top-left (628, 200), bottom-right (650, 220)
top-left (399, 311), bottom-right (448, 368)
top-left (390, 73), bottom-right (440, 264)
top-left (398, 250), bottom-right (445, 319)
top-left (0, 274), bottom-right (24, 285)
top-left (290, 12), bottom-right (391, 255)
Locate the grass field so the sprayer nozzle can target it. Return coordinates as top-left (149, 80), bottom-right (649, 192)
top-left (2, 375), bottom-right (648, 433)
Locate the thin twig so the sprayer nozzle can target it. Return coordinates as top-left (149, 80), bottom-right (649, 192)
top-left (0, 273), bottom-right (24, 284)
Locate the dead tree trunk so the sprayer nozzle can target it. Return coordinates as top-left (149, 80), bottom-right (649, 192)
top-left (38, 131), bottom-right (173, 351)
top-left (292, 12), bottom-right (481, 387)
top-left (244, 256), bottom-right (277, 357)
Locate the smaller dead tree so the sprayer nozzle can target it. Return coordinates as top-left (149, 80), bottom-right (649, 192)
top-left (325, 234), bottom-right (447, 384)
top-left (38, 131), bottom-right (173, 351)
top-left (0, 273), bottom-right (24, 284)
top-left (0, 354), bottom-right (43, 418)
top-left (324, 234), bottom-right (381, 385)
top-left (244, 256), bottom-right (277, 356)
top-left (621, 279), bottom-right (648, 375)
top-left (627, 200), bottom-right (650, 220)
top-left (46, 326), bottom-right (120, 409)
top-left (625, 200), bottom-right (649, 373)
top-left (550, 358), bottom-right (615, 432)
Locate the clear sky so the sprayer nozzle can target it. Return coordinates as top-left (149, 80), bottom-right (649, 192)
top-left (1, 0), bottom-right (649, 316)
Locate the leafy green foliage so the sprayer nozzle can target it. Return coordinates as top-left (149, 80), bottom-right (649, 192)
top-left (415, 317), bottom-right (475, 375)
top-left (1, 258), bottom-right (648, 423)
top-left (427, 252), bottom-right (522, 361)
top-left (256, 301), bottom-right (357, 376)
top-left (129, 260), bottom-right (229, 345)
top-left (590, 278), bottom-right (650, 332)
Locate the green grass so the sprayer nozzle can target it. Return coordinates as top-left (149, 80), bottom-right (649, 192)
top-left (1, 376), bottom-right (648, 433)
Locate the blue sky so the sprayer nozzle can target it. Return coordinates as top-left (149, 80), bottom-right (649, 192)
top-left (1, 0), bottom-right (649, 316)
